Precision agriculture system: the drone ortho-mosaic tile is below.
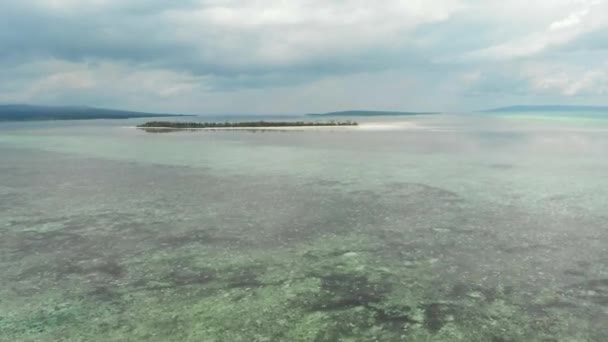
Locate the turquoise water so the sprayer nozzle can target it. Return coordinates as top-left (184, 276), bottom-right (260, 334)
top-left (1, 113), bottom-right (608, 341)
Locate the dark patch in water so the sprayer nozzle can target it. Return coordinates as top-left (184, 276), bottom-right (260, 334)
top-left (308, 273), bottom-right (391, 311)
top-left (369, 304), bottom-right (418, 331)
top-left (133, 265), bottom-right (268, 295)
top-left (8, 231), bottom-right (88, 256)
top-left (576, 260), bottom-right (592, 268)
top-left (156, 229), bottom-right (244, 248)
top-left (88, 260), bottom-right (126, 278)
top-left (497, 243), bottom-right (555, 254)
top-left (311, 179), bottom-right (348, 187)
top-left (54, 259), bottom-right (126, 281)
top-left (546, 194), bottom-right (569, 202)
top-left (388, 182), bottom-right (461, 200)
top-left (6, 216), bottom-right (68, 229)
top-left (128, 269), bottom-right (219, 294)
top-left (449, 283), bottom-right (472, 299)
top-left (489, 163), bottom-right (515, 170)
top-left (563, 269), bottom-right (586, 277)
top-left (224, 269), bottom-right (264, 289)
top-left (17, 258), bottom-right (125, 283)
top-left (491, 337), bottom-right (516, 342)
top-left (423, 303), bottom-right (458, 333)
top-left (89, 286), bottom-right (121, 302)
top-left (169, 268), bottom-right (216, 287)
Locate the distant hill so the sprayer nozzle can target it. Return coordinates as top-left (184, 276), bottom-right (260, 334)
top-left (0, 105), bottom-right (188, 121)
top-left (308, 110), bottom-right (439, 117)
top-left (485, 105), bottom-right (608, 113)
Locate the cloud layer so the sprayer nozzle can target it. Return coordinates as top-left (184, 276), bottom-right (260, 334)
top-left (1, 0), bottom-right (607, 113)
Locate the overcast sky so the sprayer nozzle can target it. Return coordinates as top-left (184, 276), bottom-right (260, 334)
top-left (1, 0), bottom-right (607, 114)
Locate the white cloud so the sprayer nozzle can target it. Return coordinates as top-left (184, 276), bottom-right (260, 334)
top-left (549, 8), bottom-right (589, 31)
top-left (461, 0), bottom-right (607, 60)
top-left (163, 0), bottom-right (463, 66)
top-left (2, 0), bottom-right (608, 112)
top-left (523, 62), bottom-right (608, 96)
top-left (0, 60), bottom-right (208, 109)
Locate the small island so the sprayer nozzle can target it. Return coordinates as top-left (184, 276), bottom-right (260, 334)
top-left (137, 120), bottom-right (358, 129)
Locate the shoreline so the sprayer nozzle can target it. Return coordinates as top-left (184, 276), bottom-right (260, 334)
top-left (133, 125), bottom-right (358, 131)
top-left (129, 121), bottom-right (421, 131)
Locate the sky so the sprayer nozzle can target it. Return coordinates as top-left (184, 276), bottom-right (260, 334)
top-left (1, 0), bottom-right (607, 114)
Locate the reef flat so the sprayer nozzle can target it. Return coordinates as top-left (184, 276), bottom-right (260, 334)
top-left (1, 148), bottom-right (606, 341)
top-left (1, 114), bottom-right (607, 341)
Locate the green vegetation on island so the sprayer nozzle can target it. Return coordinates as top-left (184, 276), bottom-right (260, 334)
top-left (137, 120), bottom-right (358, 128)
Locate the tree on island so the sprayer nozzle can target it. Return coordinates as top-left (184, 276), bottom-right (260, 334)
top-left (137, 120), bottom-right (358, 128)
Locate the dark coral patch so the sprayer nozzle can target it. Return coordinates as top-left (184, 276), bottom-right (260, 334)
top-left (308, 273), bottom-right (391, 311)
top-left (423, 303), bottom-right (458, 333)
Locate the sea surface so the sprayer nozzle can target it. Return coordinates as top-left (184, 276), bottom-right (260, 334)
top-left (1, 112), bottom-right (607, 341)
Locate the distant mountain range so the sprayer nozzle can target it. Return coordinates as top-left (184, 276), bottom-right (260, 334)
top-left (308, 110), bottom-right (439, 117)
top-left (484, 105), bottom-right (608, 113)
top-left (0, 105), bottom-right (188, 121)
top-left (3, 104), bottom-right (606, 122)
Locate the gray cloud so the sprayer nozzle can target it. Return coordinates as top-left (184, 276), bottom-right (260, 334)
top-left (0, 2), bottom-right (195, 64)
top-left (1, 0), bottom-right (607, 113)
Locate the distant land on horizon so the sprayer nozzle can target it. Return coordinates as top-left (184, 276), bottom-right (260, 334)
top-left (0, 105), bottom-right (189, 121)
top-left (484, 105), bottom-right (608, 113)
top-left (3, 104), bottom-right (608, 122)
top-left (308, 110), bottom-right (439, 117)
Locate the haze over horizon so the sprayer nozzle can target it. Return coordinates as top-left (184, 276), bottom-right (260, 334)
top-left (1, 1), bottom-right (607, 115)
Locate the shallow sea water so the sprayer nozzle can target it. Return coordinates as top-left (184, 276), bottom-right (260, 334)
top-left (1, 113), bottom-right (607, 341)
